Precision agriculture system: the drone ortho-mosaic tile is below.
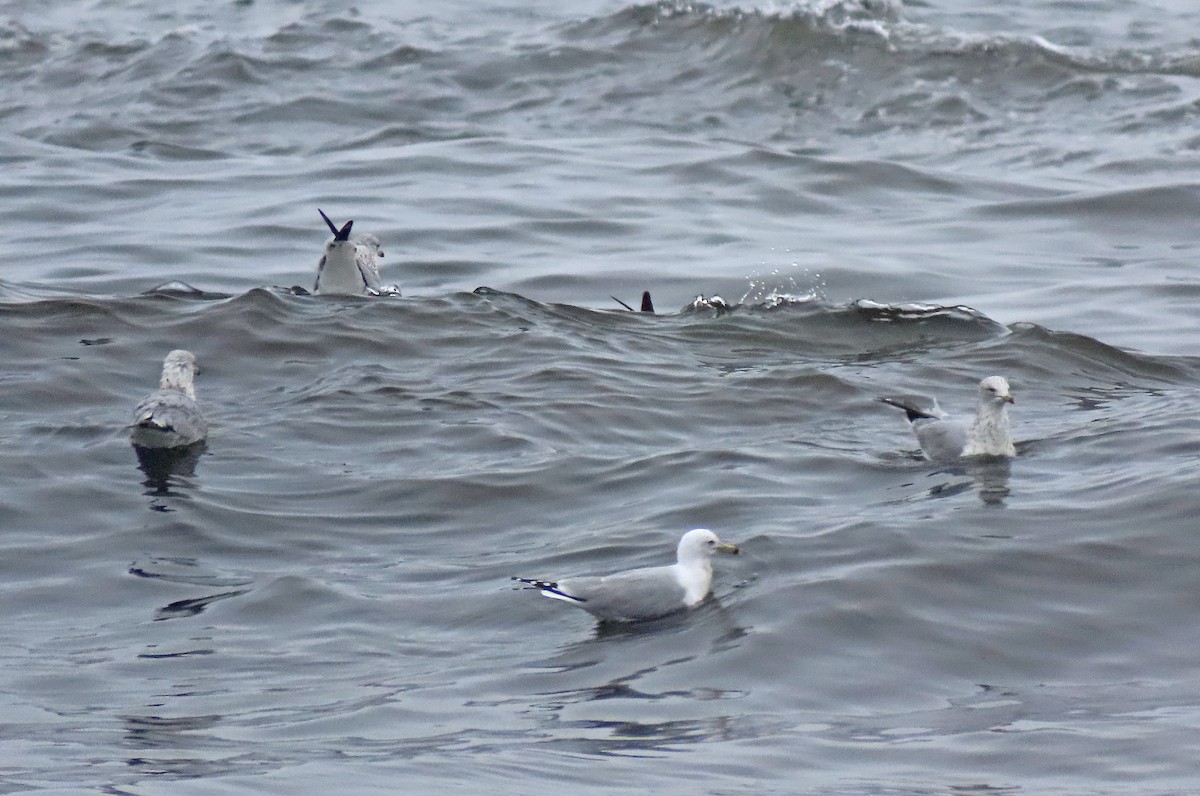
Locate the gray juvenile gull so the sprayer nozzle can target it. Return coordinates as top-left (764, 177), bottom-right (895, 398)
top-left (313, 209), bottom-right (399, 296)
top-left (880, 375), bottom-right (1016, 463)
top-left (131, 349), bottom-right (208, 449)
top-left (513, 528), bottom-right (739, 622)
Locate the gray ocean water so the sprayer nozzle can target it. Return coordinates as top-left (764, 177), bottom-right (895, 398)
top-left (4, 0), bottom-right (1200, 792)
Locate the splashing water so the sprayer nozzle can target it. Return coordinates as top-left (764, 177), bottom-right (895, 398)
top-left (738, 259), bottom-right (828, 308)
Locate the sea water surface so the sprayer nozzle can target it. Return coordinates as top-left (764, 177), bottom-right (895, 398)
top-left (3, 0), bottom-right (1200, 793)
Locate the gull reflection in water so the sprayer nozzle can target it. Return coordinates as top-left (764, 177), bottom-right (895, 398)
top-left (925, 456), bottom-right (1013, 506)
top-left (132, 440), bottom-right (206, 503)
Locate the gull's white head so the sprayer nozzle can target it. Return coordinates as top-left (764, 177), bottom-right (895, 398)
top-left (978, 375), bottom-right (1014, 405)
top-left (355, 233), bottom-right (384, 259)
top-left (676, 528), bottom-right (740, 565)
top-left (160, 349), bottom-right (198, 398)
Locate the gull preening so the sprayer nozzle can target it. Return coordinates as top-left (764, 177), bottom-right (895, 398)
top-left (130, 349), bottom-right (208, 449)
top-left (513, 528), bottom-right (740, 622)
top-left (880, 375), bottom-right (1016, 463)
top-left (313, 209), bottom-right (399, 296)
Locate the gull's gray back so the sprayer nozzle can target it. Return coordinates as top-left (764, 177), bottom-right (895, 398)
top-left (131, 389), bottom-right (208, 448)
top-left (912, 416), bottom-right (969, 463)
top-left (559, 565), bottom-right (688, 621)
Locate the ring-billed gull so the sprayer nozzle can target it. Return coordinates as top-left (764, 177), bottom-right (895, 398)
top-left (513, 528), bottom-right (739, 622)
top-left (130, 349), bottom-right (208, 449)
top-left (880, 375), bottom-right (1016, 463)
top-left (313, 209), bottom-right (400, 296)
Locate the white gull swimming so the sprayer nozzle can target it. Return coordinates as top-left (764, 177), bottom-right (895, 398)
top-left (880, 375), bottom-right (1016, 463)
top-left (130, 349), bottom-right (208, 449)
top-left (313, 208), bottom-right (399, 296)
top-left (513, 528), bottom-right (740, 622)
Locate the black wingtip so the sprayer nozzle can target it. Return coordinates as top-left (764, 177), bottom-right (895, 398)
top-left (511, 577), bottom-right (587, 602)
top-left (318, 208), bottom-right (338, 236)
top-left (879, 397), bottom-right (938, 422)
top-left (512, 576), bottom-right (552, 587)
top-left (318, 208), bottom-right (353, 241)
top-left (611, 291), bottom-right (656, 313)
top-left (611, 295), bottom-right (635, 311)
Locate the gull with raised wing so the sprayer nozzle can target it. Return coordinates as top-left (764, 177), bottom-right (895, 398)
top-left (130, 349), bottom-right (208, 449)
top-left (611, 291), bottom-right (655, 313)
top-left (880, 375), bottom-right (1016, 463)
top-left (313, 208), bottom-right (399, 296)
top-left (513, 528), bottom-right (739, 622)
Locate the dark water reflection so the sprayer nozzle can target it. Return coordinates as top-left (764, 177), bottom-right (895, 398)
top-left (133, 441), bottom-right (207, 501)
